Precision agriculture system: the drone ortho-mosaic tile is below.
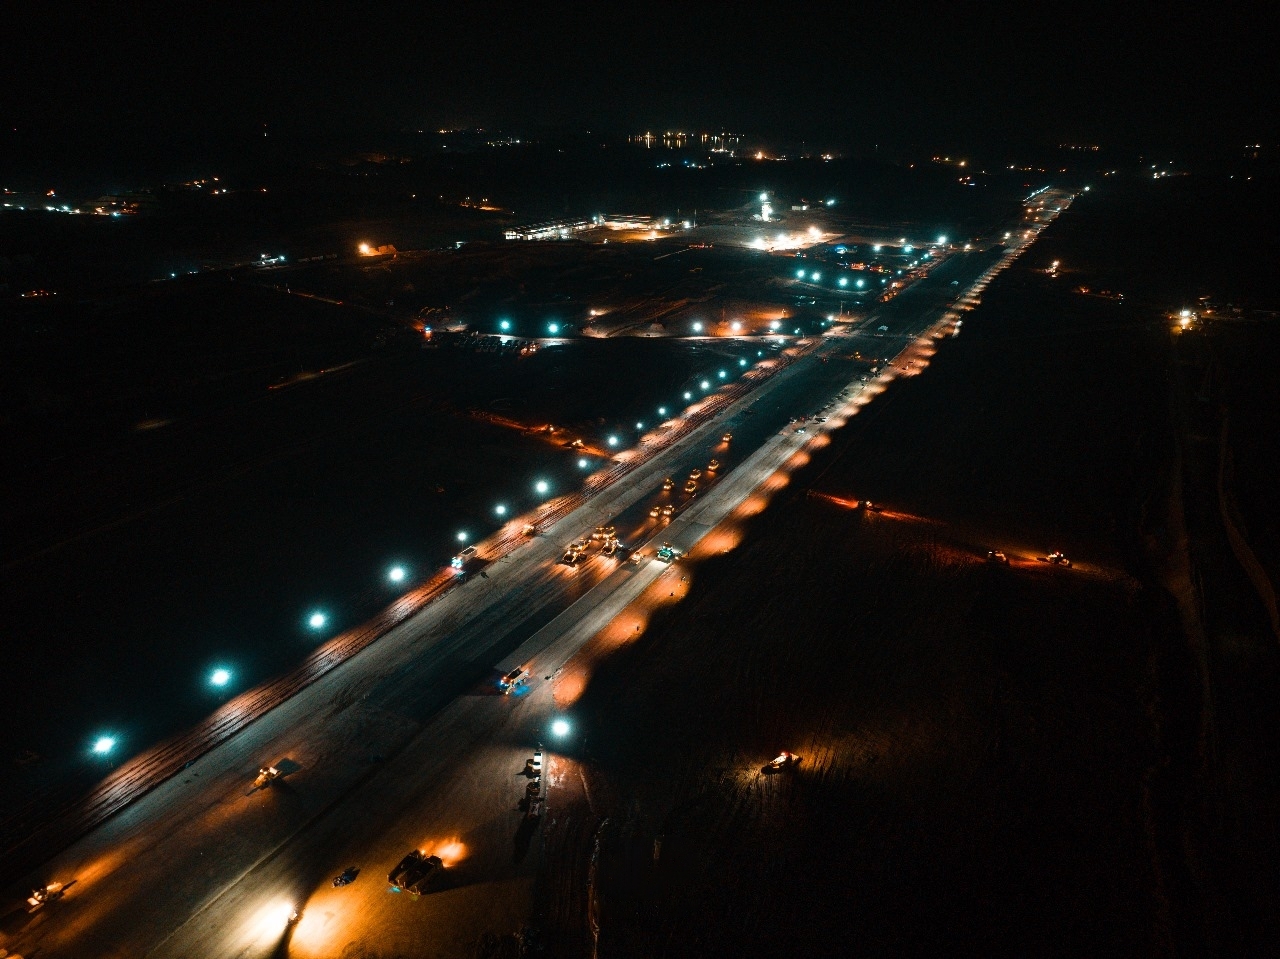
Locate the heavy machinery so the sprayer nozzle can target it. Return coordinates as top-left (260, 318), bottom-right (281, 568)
top-left (1046, 551), bottom-right (1072, 567)
top-left (252, 765), bottom-right (280, 790)
top-left (500, 666), bottom-right (527, 693)
top-left (560, 542), bottom-right (587, 567)
top-left (388, 851), bottom-right (444, 894)
top-left (451, 545), bottom-right (477, 570)
top-left (987, 550), bottom-right (1009, 565)
top-left (655, 543), bottom-right (678, 563)
top-left (762, 751), bottom-right (799, 774)
top-left (26, 882), bottom-right (66, 912)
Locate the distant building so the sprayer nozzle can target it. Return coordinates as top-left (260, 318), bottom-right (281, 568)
top-left (504, 218), bottom-right (594, 240)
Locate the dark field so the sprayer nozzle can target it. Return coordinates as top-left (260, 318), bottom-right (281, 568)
top-left (545, 178), bottom-right (1280, 957)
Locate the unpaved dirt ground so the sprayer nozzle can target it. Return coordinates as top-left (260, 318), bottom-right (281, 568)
top-left (538, 230), bottom-right (1221, 957)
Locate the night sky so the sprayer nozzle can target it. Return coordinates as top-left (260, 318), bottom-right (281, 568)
top-left (2, 2), bottom-right (1275, 156)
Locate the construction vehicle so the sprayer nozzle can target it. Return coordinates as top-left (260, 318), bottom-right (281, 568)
top-left (762, 751), bottom-right (799, 774)
top-left (655, 543), bottom-right (678, 563)
top-left (27, 882), bottom-right (66, 912)
top-left (500, 666), bottom-right (527, 692)
top-left (451, 545), bottom-right (477, 570)
top-left (252, 765), bottom-right (280, 790)
top-left (1046, 551), bottom-right (1072, 568)
top-left (388, 851), bottom-right (444, 894)
top-left (987, 550), bottom-right (1009, 565)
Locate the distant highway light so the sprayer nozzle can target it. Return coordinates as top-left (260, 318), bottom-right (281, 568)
top-left (700, 380), bottom-right (710, 390)
top-left (759, 192), bottom-right (768, 201)
top-left (796, 268), bottom-right (806, 278)
top-left (739, 358), bottom-right (747, 366)
top-left (92, 736), bottom-right (116, 755)
top-left (718, 370), bottom-right (726, 378)
top-left (658, 406), bottom-right (667, 416)
top-left (607, 435), bottom-right (619, 447)
top-left (692, 321), bottom-right (703, 333)
top-left (903, 244), bottom-right (913, 253)
top-left (683, 392), bottom-right (692, 400)
top-left (388, 565), bottom-right (406, 583)
top-left (769, 320), bottom-right (781, 330)
top-left (578, 458), bottom-right (590, 468)
top-left (731, 321), bottom-right (742, 332)
top-left (635, 421), bottom-right (644, 429)
top-left (209, 667), bottom-right (232, 687)
top-left (495, 504), bottom-right (507, 516)
top-left (937, 235), bottom-right (948, 244)
top-left (808, 226), bottom-right (820, 236)
top-left (358, 242), bottom-right (371, 254)
top-left (536, 478), bottom-right (551, 493)
top-left (548, 322), bottom-right (560, 335)
top-left (499, 319), bottom-right (511, 331)
top-left (856, 279), bottom-right (865, 288)
top-left (308, 612), bottom-right (327, 630)
top-left (552, 718), bottom-right (571, 736)
top-left (873, 244), bottom-right (882, 252)
top-left (456, 531), bottom-right (469, 543)
top-left (811, 272), bottom-right (821, 281)
top-left (838, 277), bottom-right (848, 287)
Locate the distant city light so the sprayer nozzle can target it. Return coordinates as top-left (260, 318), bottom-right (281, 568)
top-left (658, 406), bottom-right (667, 416)
top-left (718, 370), bottom-right (726, 378)
top-left (873, 244), bottom-right (882, 252)
top-left (759, 192), bottom-right (768, 201)
top-left (903, 244), bottom-right (913, 253)
top-left (731, 321), bottom-right (742, 332)
top-left (499, 319), bottom-right (511, 331)
top-left (494, 504), bottom-right (507, 516)
top-left (796, 268), bottom-right (806, 278)
top-left (811, 272), bottom-right (821, 281)
top-left (683, 392), bottom-right (692, 400)
top-left (308, 612), bottom-right (327, 629)
top-left (739, 358), bottom-right (748, 366)
top-left (856, 279), bottom-right (865, 288)
top-left (548, 322), bottom-right (560, 335)
top-left (578, 458), bottom-right (590, 468)
top-left (635, 421), bottom-right (644, 429)
top-left (700, 380), bottom-right (710, 390)
top-left (769, 320), bottom-right (781, 330)
top-left (607, 435), bottom-right (619, 447)
top-left (209, 668), bottom-right (232, 687)
top-left (937, 235), bottom-right (948, 245)
top-left (692, 321), bottom-right (703, 333)
top-left (838, 276), bottom-right (848, 287)
top-left (92, 736), bottom-right (116, 755)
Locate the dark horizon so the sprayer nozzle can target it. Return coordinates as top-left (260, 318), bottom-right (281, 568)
top-left (3, 2), bottom-right (1275, 173)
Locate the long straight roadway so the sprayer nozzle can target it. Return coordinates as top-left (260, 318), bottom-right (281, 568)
top-left (0, 192), bottom-right (1072, 958)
